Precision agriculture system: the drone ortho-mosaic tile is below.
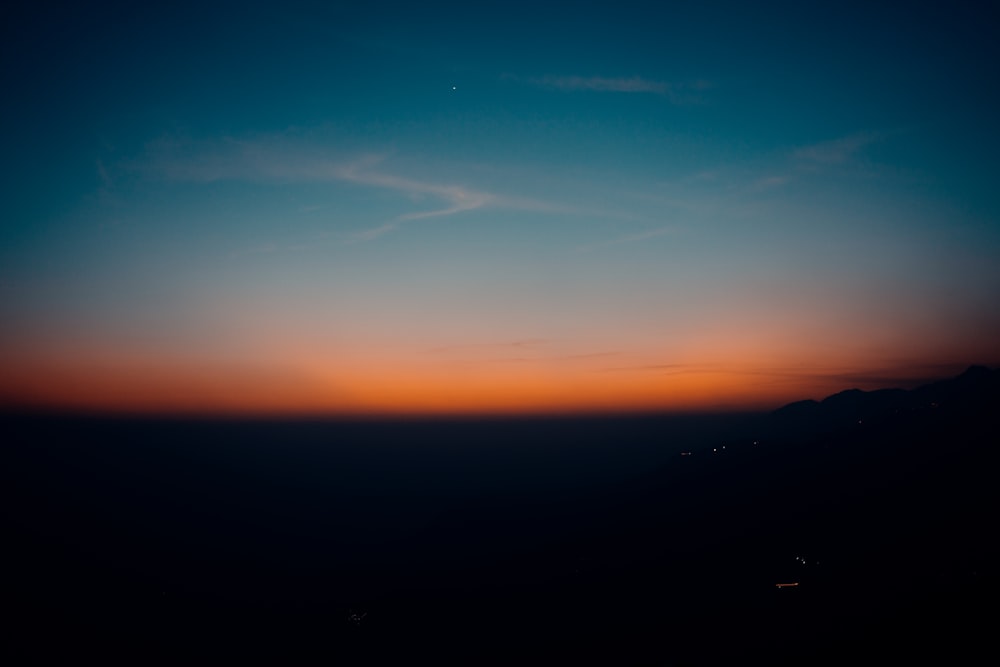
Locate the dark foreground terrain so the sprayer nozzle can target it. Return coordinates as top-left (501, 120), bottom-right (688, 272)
top-left (3, 368), bottom-right (998, 664)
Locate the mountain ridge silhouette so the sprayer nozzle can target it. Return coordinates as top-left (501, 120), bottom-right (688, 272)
top-left (769, 365), bottom-right (999, 437)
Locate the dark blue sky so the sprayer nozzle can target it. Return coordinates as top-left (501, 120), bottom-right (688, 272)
top-left (2, 1), bottom-right (998, 415)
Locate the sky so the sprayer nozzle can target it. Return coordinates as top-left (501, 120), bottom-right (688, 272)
top-left (2, 0), bottom-right (999, 416)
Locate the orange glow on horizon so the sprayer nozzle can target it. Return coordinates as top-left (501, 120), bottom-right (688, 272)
top-left (1, 320), bottom-right (990, 418)
top-left (0, 345), bottom-right (975, 418)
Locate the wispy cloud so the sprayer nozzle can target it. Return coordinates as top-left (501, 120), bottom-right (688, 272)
top-left (426, 340), bottom-right (620, 367)
top-left (96, 159), bottom-right (113, 190)
top-left (600, 363), bottom-right (690, 374)
top-left (332, 159), bottom-right (495, 241)
top-left (687, 131), bottom-right (886, 201)
top-left (428, 339), bottom-right (550, 354)
top-left (792, 132), bottom-right (879, 165)
top-left (821, 362), bottom-right (978, 389)
top-left (136, 135), bottom-right (633, 246)
top-left (534, 75), bottom-right (672, 95)
top-left (135, 138), bottom-right (511, 242)
top-left (516, 75), bottom-right (710, 103)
